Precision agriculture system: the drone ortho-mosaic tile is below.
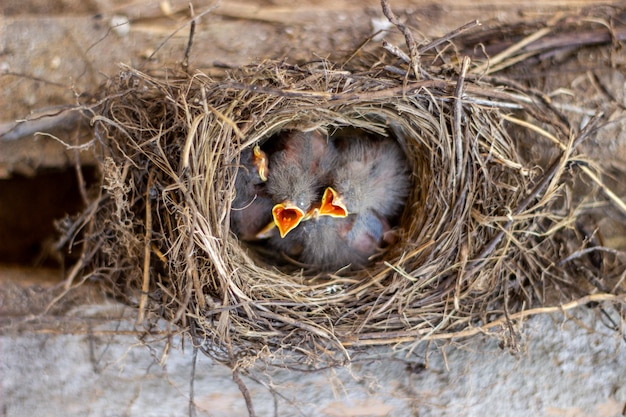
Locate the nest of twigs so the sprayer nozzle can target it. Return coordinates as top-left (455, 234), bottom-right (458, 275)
top-left (73, 5), bottom-right (626, 372)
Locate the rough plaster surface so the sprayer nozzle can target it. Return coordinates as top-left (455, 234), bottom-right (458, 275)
top-left (1, 303), bottom-right (624, 417)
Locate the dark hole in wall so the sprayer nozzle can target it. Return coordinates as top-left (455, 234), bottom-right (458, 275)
top-left (0, 167), bottom-right (99, 267)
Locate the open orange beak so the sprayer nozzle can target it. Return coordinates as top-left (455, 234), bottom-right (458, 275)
top-left (318, 187), bottom-right (348, 218)
top-left (272, 203), bottom-right (305, 238)
top-left (252, 145), bottom-right (268, 182)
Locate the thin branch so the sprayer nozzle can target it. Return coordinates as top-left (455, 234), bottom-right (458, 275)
top-left (137, 172), bottom-right (154, 324)
top-left (189, 346), bottom-right (198, 417)
top-left (0, 107), bottom-right (81, 141)
top-left (559, 246), bottom-right (625, 265)
top-left (473, 26), bottom-right (553, 75)
top-left (232, 370), bottom-right (257, 417)
top-left (182, 4), bottom-right (196, 73)
top-left (418, 20), bottom-right (481, 54)
top-left (380, 0), bottom-right (420, 79)
top-left (453, 56), bottom-right (470, 186)
top-left (144, 3), bottom-right (219, 64)
top-left (340, 293), bottom-right (626, 346)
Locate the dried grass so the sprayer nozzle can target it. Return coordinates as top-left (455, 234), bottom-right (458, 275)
top-left (70, 4), bottom-right (626, 377)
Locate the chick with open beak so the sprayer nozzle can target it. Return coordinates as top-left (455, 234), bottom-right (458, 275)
top-left (298, 133), bottom-right (410, 269)
top-left (329, 134), bottom-right (410, 222)
top-left (230, 145), bottom-right (273, 241)
top-left (265, 129), bottom-right (336, 238)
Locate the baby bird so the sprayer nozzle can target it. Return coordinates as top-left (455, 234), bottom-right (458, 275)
top-left (301, 134), bottom-right (410, 269)
top-left (330, 133), bottom-right (410, 223)
top-left (289, 212), bottom-right (361, 270)
top-left (230, 145), bottom-right (274, 241)
top-left (265, 129), bottom-right (336, 238)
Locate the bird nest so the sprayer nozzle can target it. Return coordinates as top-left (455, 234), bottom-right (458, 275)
top-left (72, 8), bottom-right (626, 372)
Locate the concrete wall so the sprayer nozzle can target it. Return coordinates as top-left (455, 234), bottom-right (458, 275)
top-left (2, 297), bottom-right (624, 417)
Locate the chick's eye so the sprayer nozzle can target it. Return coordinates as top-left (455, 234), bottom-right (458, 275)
top-left (297, 198), bottom-right (308, 210)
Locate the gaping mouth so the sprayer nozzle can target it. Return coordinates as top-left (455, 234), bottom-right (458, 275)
top-left (272, 203), bottom-right (306, 238)
top-left (318, 187), bottom-right (348, 218)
